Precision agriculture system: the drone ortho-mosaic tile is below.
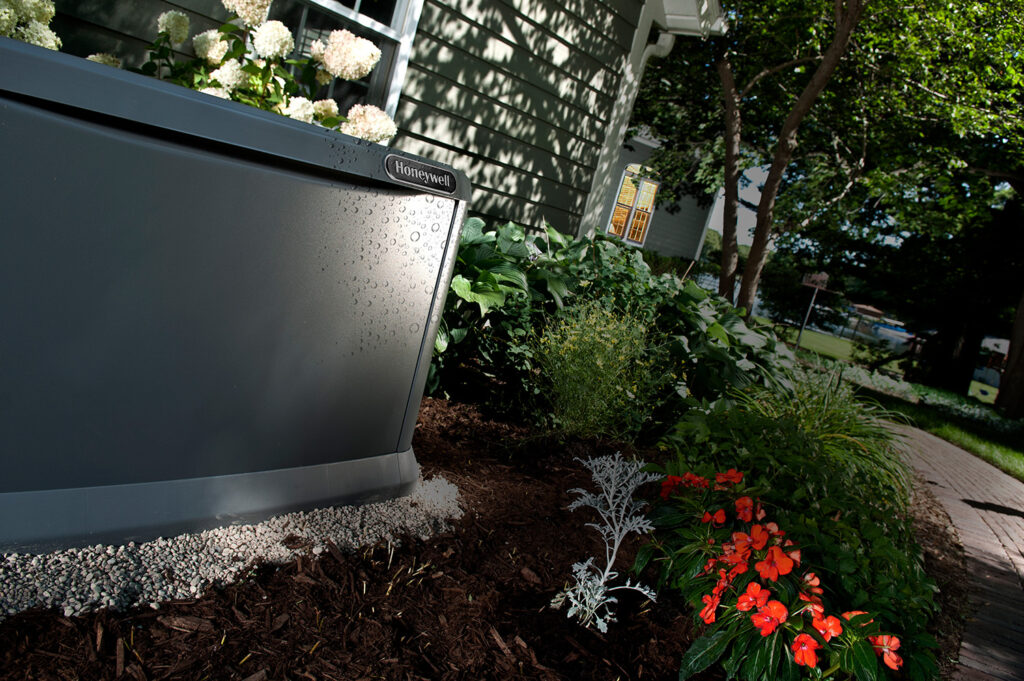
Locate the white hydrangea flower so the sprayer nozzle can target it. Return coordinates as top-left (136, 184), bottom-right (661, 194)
top-left (193, 28), bottom-right (229, 65)
top-left (312, 98), bottom-right (339, 120)
top-left (309, 39), bottom-right (325, 62)
top-left (0, 8), bottom-right (18, 36)
top-left (15, 0), bottom-right (55, 24)
top-left (86, 52), bottom-right (121, 68)
top-left (282, 96), bottom-right (315, 123)
top-left (251, 20), bottom-right (293, 59)
top-left (14, 19), bottom-right (60, 50)
top-left (199, 86), bottom-right (231, 99)
top-left (340, 104), bottom-right (397, 144)
top-left (221, 0), bottom-right (272, 27)
top-left (322, 29), bottom-right (380, 80)
top-left (210, 58), bottom-right (246, 91)
top-left (156, 10), bottom-right (189, 46)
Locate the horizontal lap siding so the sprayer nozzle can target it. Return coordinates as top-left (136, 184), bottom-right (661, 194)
top-left (395, 0), bottom-right (643, 233)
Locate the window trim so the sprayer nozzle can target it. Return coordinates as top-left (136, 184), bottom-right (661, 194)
top-left (295, 0), bottom-right (423, 119)
top-left (607, 164), bottom-right (660, 247)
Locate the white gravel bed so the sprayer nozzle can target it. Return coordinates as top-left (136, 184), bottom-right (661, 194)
top-left (0, 476), bottom-right (462, 619)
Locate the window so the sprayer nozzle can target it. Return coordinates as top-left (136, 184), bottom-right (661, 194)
top-left (272, 0), bottom-right (423, 118)
top-left (607, 164), bottom-right (659, 246)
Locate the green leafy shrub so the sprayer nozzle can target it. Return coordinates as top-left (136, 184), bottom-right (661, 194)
top-left (649, 375), bottom-right (939, 680)
top-left (532, 300), bottom-right (675, 438)
top-left (431, 218), bottom-right (792, 428)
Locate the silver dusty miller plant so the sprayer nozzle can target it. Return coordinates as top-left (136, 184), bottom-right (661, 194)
top-left (550, 453), bottom-right (659, 632)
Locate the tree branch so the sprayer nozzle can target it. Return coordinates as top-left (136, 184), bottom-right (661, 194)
top-left (740, 56), bottom-right (823, 99)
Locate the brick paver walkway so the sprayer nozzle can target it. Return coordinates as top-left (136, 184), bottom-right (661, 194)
top-left (896, 425), bottom-right (1024, 681)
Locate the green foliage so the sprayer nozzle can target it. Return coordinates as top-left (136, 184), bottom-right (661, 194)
top-left (648, 370), bottom-right (938, 679)
top-left (431, 219), bottom-right (791, 426)
top-left (532, 301), bottom-right (675, 439)
top-left (428, 218), bottom-right (579, 408)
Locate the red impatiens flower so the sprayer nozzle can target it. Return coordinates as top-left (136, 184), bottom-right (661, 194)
top-left (735, 496), bottom-right (754, 522)
top-left (812, 615), bottom-right (843, 642)
top-left (731, 531), bottom-right (753, 559)
top-left (750, 525), bottom-right (770, 550)
top-left (727, 561), bottom-right (748, 580)
top-left (700, 593), bottom-right (721, 624)
top-left (755, 545), bottom-right (795, 582)
top-left (736, 582), bottom-right (771, 612)
top-left (792, 633), bottom-right (821, 667)
top-left (715, 469), bottom-right (743, 485)
top-left (750, 600), bottom-right (788, 636)
top-left (765, 521), bottom-right (785, 538)
top-left (802, 572), bottom-right (824, 594)
top-left (660, 475), bottom-right (684, 499)
top-left (783, 539), bottom-right (801, 566)
top-left (869, 635), bottom-right (903, 670)
top-left (842, 611), bottom-right (874, 625)
top-left (683, 472), bottom-right (710, 488)
top-left (701, 509), bottom-right (726, 526)
top-left (798, 592), bottom-right (825, 617)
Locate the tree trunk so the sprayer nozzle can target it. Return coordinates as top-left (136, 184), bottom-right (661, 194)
top-left (995, 286), bottom-right (1024, 418)
top-left (716, 53), bottom-right (742, 303)
top-left (736, 0), bottom-right (866, 313)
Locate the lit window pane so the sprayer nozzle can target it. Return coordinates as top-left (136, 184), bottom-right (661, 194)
top-left (610, 205), bottom-right (629, 236)
top-left (636, 180), bottom-right (658, 212)
top-left (616, 177), bottom-right (637, 207)
top-left (627, 211), bottom-right (650, 243)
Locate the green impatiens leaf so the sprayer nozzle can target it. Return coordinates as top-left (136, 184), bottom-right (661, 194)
top-left (679, 627), bottom-right (736, 680)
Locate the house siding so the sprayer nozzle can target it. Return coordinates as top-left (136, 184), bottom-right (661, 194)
top-left (394, 0), bottom-right (646, 234)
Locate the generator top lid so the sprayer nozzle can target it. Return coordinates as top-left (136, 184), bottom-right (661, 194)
top-left (0, 38), bottom-right (471, 203)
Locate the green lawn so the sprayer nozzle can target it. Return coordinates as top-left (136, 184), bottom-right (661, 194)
top-left (861, 388), bottom-right (1024, 483)
top-left (765, 322), bottom-right (855, 360)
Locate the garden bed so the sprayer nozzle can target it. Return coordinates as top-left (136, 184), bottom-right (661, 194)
top-left (0, 398), bottom-right (965, 680)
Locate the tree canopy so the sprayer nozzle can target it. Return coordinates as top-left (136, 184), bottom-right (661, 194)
top-left (632, 0), bottom-right (1024, 414)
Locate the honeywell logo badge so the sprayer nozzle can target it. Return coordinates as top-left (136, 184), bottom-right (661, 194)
top-left (385, 155), bottom-right (456, 194)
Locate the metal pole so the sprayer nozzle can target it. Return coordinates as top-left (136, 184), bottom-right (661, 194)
top-left (796, 287), bottom-right (819, 349)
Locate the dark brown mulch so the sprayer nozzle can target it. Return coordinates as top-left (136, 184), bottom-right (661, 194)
top-left (0, 398), bottom-right (966, 680)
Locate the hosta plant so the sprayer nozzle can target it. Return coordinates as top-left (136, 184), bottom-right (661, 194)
top-left (551, 453), bottom-right (659, 633)
top-left (638, 469), bottom-right (916, 680)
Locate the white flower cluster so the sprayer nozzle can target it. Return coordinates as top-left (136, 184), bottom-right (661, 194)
top-left (85, 52), bottom-right (121, 68)
top-left (221, 0), bottom-right (271, 27)
top-left (198, 86), bottom-right (230, 99)
top-left (210, 58), bottom-right (247, 91)
top-left (340, 104), bottom-right (397, 144)
top-left (251, 19), bottom-right (293, 59)
top-left (550, 453), bottom-right (659, 633)
top-left (193, 28), bottom-right (229, 65)
top-left (281, 96), bottom-right (315, 123)
top-left (156, 10), bottom-right (189, 46)
top-left (2, 0), bottom-right (61, 50)
top-left (312, 98), bottom-right (338, 120)
top-left (319, 29), bottom-right (380, 80)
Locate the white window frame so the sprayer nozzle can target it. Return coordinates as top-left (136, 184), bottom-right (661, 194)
top-left (292, 0), bottom-right (423, 119)
top-left (607, 164), bottom-right (660, 247)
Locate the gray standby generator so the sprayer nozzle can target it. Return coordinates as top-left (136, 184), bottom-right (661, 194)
top-left (0, 38), bottom-right (470, 552)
